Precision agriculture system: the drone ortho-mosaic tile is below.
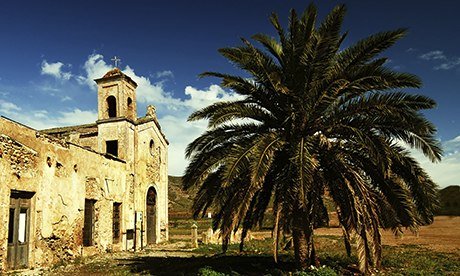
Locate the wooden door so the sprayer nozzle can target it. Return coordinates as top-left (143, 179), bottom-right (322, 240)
top-left (7, 191), bottom-right (33, 270)
top-left (146, 188), bottom-right (156, 244)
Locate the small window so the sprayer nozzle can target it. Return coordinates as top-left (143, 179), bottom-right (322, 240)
top-left (113, 203), bottom-right (121, 243)
top-left (107, 96), bottom-right (117, 118)
top-left (8, 208), bottom-right (14, 243)
top-left (149, 140), bottom-right (155, 156)
top-left (106, 140), bottom-right (118, 157)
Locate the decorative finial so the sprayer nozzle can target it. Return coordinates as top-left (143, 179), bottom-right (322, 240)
top-left (111, 56), bottom-right (121, 68)
top-left (146, 105), bottom-right (157, 118)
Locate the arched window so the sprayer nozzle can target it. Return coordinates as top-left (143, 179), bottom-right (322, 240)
top-left (107, 96), bottom-right (117, 118)
top-left (127, 97), bottom-right (133, 117)
top-left (149, 140), bottom-right (155, 156)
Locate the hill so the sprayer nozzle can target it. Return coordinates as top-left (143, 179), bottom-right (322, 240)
top-left (169, 176), bottom-right (460, 217)
top-left (438, 185), bottom-right (460, 216)
top-left (168, 175), bottom-right (194, 216)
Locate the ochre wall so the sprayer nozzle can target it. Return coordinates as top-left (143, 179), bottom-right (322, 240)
top-left (0, 116), bottom-right (168, 271)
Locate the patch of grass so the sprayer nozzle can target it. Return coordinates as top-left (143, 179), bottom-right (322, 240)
top-left (197, 266), bottom-right (227, 276)
top-left (382, 244), bottom-right (459, 275)
top-left (48, 230), bottom-right (460, 275)
top-left (190, 234), bottom-right (459, 275)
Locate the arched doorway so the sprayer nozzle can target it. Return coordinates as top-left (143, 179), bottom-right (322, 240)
top-left (146, 187), bottom-right (157, 245)
top-left (107, 96), bottom-right (117, 118)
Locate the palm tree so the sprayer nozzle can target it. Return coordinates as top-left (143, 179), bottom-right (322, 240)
top-left (183, 4), bottom-right (441, 273)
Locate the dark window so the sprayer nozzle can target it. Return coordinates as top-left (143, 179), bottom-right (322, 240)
top-left (126, 229), bottom-right (134, 240)
top-left (127, 97), bottom-right (133, 117)
top-left (8, 208), bottom-right (14, 243)
top-left (149, 140), bottom-right (155, 156)
top-left (113, 203), bottom-right (121, 243)
top-left (106, 140), bottom-right (118, 157)
top-left (107, 96), bottom-right (117, 118)
top-left (83, 199), bottom-right (95, 246)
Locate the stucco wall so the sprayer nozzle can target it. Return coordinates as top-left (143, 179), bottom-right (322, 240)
top-left (0, 70), bottom-right (169, 272)
top-left (0, 118), bottom-right (137, 270)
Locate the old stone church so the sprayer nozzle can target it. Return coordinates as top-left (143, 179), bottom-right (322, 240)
top-left (0, 68), bottom-right (169, 271)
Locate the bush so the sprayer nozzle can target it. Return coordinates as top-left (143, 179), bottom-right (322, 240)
top-left (197, 266), bottom-right (227, 276)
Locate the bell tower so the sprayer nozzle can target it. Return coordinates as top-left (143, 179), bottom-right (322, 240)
top-left (94, 67), bottom-right (138, 162)
top-left (94, 67), bottom-right (137, 121)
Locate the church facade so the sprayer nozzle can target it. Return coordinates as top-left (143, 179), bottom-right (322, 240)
top-left (0, 68), bottom-right (169, 271)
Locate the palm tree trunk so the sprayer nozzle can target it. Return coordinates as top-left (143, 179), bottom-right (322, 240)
top-left (292, 200), bottom-right (319, 270)
top-left (292, 210), bottom-right (317, 270)
top-left (306, 226), bottom-right (317, 266)
top-left (292, 223), bottom-right (309, 270)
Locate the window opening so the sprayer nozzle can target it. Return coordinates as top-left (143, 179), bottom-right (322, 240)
top-left (83, 199), bottom-right (95, 246)
top-left (149, 140), bottom-right (155, 156)
top-left (106, 140), bottom-right (118, 157)
top-left (113, 203), bottom-right (121, 243)
top-left (107, 96), bottom-right (117, 118)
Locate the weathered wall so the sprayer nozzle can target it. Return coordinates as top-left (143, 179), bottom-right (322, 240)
top-left (135, 119), bottom-right (169, 245)
top-left (0, 69), bottom-right (169, 272)
top-left (97, 120), bottom-right (135, 163)
top-left (74, 134), bottom-right (98, 150)
top-left (0, 118), bottom-right (131, 270)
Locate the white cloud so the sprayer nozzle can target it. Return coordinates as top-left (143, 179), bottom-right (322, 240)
top-left (34, 110), bottom-right (48, 119)
top-left (61, 96), bottom-right (72, 102)
top-left (0, 100), bottom-right (21, 115)
top-left (419, 50), bottom-right (446, 61)
top-left (155, 70), bottom-right (174, 78)
top-left (0, 98), bottom-right (97, 130)
top-left (41, 60), bottom-right (72, 80)
top-left (419, 50), bottom-right (460, 70)
top-left (408, 136), bottom-right (460, 188)
top-left (160, 115), bottom-right (208, 175)
top-left (184, 85), bottom-right (243, 110)
top-left (78, 54), bottom-right (112, 87)
top-left (55, 109), bottom-right (98, 125)
top-left (434, 58), bottom-right (460, 70)
top-left (160, 85), bottom-right (243, 175)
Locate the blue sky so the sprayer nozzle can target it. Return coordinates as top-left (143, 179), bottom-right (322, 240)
top-left (0, 1), bottom-right (459, 187)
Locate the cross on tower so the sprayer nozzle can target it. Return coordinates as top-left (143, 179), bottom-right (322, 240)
top-left (111, 56), bottom-right (121, 68)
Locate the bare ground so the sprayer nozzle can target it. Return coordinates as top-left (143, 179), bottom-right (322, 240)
top-left (316, 215), bottom-right (460, 253)
top-left (16, 216), bottom-right (460, 275)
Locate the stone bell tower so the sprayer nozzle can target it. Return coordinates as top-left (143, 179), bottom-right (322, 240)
top-left (94, 67), bottom-right (138, 162)
top-left (94, 67), bottom-right (137, 122)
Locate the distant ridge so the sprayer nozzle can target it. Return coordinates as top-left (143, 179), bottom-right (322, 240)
top-left (168, 176), bottom-right (460, 217)
top-left (438, 185), bottom-right (460, 216)
top-left (168, 175), bottom-right (193, 217)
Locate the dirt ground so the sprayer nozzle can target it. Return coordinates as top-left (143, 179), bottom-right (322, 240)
top-left (315, 215), bottom-right (460, 253)
top-left (14, 216), bottom-right (459, 275)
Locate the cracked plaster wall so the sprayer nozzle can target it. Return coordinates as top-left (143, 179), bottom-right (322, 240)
top-left (0, 118), bottom-right (131, 270)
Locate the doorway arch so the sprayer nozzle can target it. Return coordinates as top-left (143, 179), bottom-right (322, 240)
top-left (146, 187), bottom-right (157, 245)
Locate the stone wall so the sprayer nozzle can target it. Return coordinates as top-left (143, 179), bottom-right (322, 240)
top-left (135, 119), bottom-right (169, 244)
top-left (0, 118), bottom-right (131, 270)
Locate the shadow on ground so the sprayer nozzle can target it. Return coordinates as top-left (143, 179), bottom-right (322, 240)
top-left (116, 254), bottom-right (296, 275)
